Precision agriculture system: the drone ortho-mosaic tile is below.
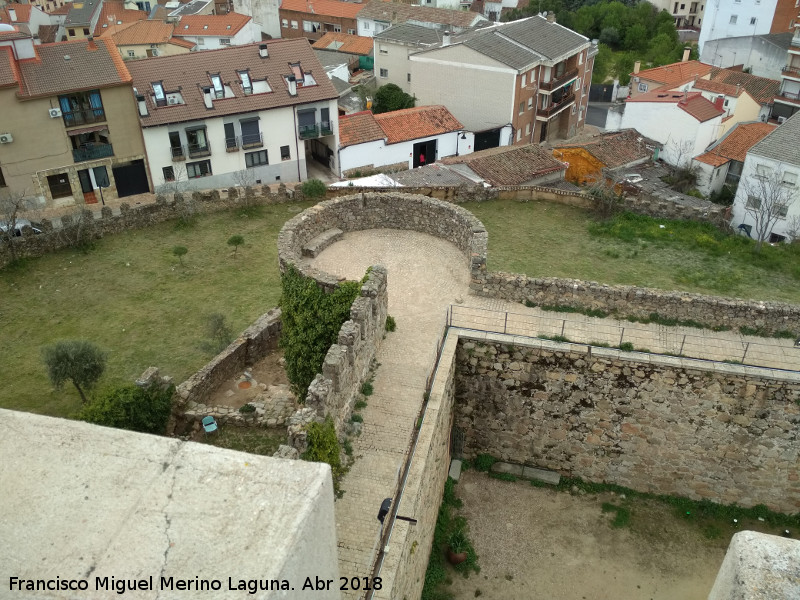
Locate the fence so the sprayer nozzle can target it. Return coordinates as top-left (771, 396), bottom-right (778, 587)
top-left (449, 305), bottom-right (800, 371)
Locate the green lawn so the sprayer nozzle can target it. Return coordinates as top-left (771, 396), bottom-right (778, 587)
top-left (1, 202), bottom-right (312, 418)
top-left (3, 198), bottom-right (799, 419)
top-left (466, 200), bottom-right (800, 304)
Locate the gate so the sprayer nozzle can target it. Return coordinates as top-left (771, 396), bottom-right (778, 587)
top-left (112, 159), bottom-right (150, 197)
top-left (474, 128), bottom-right (501, 152)
top-left (589, 83), bottom-right (614, 102)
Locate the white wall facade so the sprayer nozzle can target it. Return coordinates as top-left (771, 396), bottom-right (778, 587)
top-left (145, 99), bottom-right (339, 191)
top-left (693, 159), bottom-right (729, 195)
top-left (177, 23), bottom-right (260, 50)
top-left (699, 0), bottom-right (778, 53)
top-left (338, 130), bottom-right (462, 175)
top-left (730, 153), bottom-right (800, 241)
top-left (619, 101), bottom-right (722, 166)
top-left (700, 35), bottom-right (789, 80)
top-left (233, 0), bottom-right (280, 39)
top-left (374, 39), bottom-right (420, 94)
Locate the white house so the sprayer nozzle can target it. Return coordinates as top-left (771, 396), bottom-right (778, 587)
top-left (698, 0), bottom-right (778, 53)
top-left (613, 90), bottom-right (724, 166)
top-left (730, 111), bottom-right (800, 242)
top-left (172, 13), bottom-right (260, 49)
top-left (126, 40), bottom-right (340, 191)
top-left (337, 105), bottom-right (468, 176)
top-left (356, 0), bottom-right (487, 38)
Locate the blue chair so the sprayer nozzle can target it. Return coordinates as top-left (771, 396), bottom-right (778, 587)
top-left (202, 416), bottom-right (218, 434)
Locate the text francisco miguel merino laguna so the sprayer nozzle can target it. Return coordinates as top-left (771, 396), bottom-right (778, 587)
top-left (8, 575), bottom-right (329, 594)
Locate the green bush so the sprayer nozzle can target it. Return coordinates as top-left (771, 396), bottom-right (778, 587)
top-left (385, 315), bottom-right (397, 332)
top-left (474, 453), bottom-right (496, 472)
top-left (300, 178), bottom-right (327, 198)
top-left (172, 245), bottom-right (188, 265)
top-left (239, 403), bottom-right (256, 414)
top-left (227, 234), bottom-right (244, 257)
top-left (77, 382), bottom-right (174, 434)
top-left (361, 381), bottom-right (374, 396)
top-left (303, 418), bottom-right (343, 481)
top-left (373, 83), bottom-right (415, 114)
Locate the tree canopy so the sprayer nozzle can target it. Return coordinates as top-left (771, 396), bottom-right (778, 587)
top-left (373, 84), bottom-right (416, 114)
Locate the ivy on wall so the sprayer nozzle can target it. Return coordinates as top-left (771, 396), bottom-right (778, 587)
top-left (279, 265), bottom-right (362, 398)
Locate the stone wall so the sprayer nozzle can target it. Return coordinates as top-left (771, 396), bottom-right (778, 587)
top-left (376, 333), bottom-right (459, 600)
top-left (453, 334), bottom-right (800, 512)
top-left (471, 274), bottom-right (800, 336)
top-left (168, 309), bottom-right (282, 435)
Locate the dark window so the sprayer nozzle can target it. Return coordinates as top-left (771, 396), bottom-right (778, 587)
top-left (240, 119), bottom-right (261, 147)
top-left (82, 27), bottom-right (89, 35)
top-left (68, 28), bottom-right (75, 36)
top-left (245, 150), bottom-right (268, 167)
top-left (224, 122), bottom-right (237, 149)
top-left (0, 165), bottom-right (6, 187)
top-left (187, 160), bottom-right (212, 178)
top-left (169, 131), bottom-right (183, 158)
top-left (163, 166), bottom-right (175, 182)
top-left (58, 90), bottom-right (104, 126)
top-left (186, 127), bottom-right (209, 157)
top-left (47, 173), bottom-right (72, 199)
top-left (280, 145), bottom-right (290, 160)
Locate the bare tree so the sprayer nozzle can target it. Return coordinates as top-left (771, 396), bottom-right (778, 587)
top-left (666, 138), bottom-right (699, 193)
top-left (740, 164), bottom-right (797, 252)
top-left (0, 189), bottom-right (37, 263)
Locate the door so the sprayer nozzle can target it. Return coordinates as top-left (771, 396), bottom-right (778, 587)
top-left (77, 168), bottom-right (97, 204)
top-left (112, 159), bottom-right (150, 197)
top-left (539, 121), bottom-right (548, 143)
top-left (474, 128), bottom-right (501, 152)
top-left (412, 139), bottom-right (436, 168)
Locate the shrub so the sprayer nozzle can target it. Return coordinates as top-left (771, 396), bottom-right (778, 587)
top-left (474, 453), bottom-right (496, 472)
top-left (204, 313), bottom-right (233, 354)
top-left (239, 403), bottom-right (256, 414)
top-left (303, 418), bottom-right (343, 481)
top-left (385, 315), bottom-right (397, 332)
top-left (300, 178), bottom-right (327, 198)
top-left (42, 340), bottom-right (107, 404)
top-left (227, 234), bottom-right (244, 257)
top-left (361, 381), bottom-right (374, 396)
top-left (172, 245), bottom-right (188, 265)
top-left (77, 382), bottom-right (174, 434)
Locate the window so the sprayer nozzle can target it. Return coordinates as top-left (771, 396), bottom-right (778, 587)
top-left (407, 73), bottom-right (411, 82)
top-left (730, 15), bottom-right (737, 24)
top-left (749, 17), bottom-right (756, 25)
top-left (348, 28), bottom-right (355, 34)
top-left (756, 164), bottom-right (772, 178)
top-left (333, 24), bottom-right (341, 32)
top-left (169, 131), bottom-right (183, 157)
top-left (516, 129), bottom-right (522, 141)
top-left (210, 74), bottom-right (224, 99)
top-left (280, 145), bottom-right (291, 160)
top-left (528, 97), bottom-right (533, 109)
top-left (163, 166), bottom-right (175, 182)
top-left (746, 195), bottom-right (761, 209)
top-left (245, 150), bottom-right (268, 167)
top-left (777, 204), bottom-right (789, 217)
top-left (197, 37), bottom-right (205, 45)
top-left (379, 68), bottom-right (388, 78)
top-left (68, 28), bottom-right (75, 36)
top-left (519, 102), bottom-right (524, 114)
top-left (224, 122), bottom-right (237, 150)
top-left (680, 3), bottom-right (684, 8)
top-left (364, 21), bottom-right (370, 29)
top-left (240, 118), bottom-right (261, 147)
top-left (571, 104), bottom-right (577, 115)
top-left (303, 20), bottom-right (320, 32)
top-left (83, 27), bottom-right (89, 35)
top-left (291, 20), bottom-right (298, 29)
top-left (220, 38), bottom-right (231, 45)
top-left (379, 44), bottom-right (388, 55)
top-left (127, 50), bottom-right (135, 57)
top-left (782, 172), bottom-right (797, 186)
top-left (0, 165), bottom-right (6, 187)
top-left (525, 123), bottom-right (530, 135)
top-left (638, 82), bottom-right (648, 92)
top-left (58, 89), bottom-right (105, 125)
top-left (579, 51), bottom-right (583, 65)
top-left (282, 18), bottom-right (288, 27)
top-left (579, 108), bottom-right (584, 121)
top-left (239, 70), bottom-right (252, 94)
top-left (187, 160), bottom-right (212, 178)
top-left (186, 127), bottom-right (209, 156)
top-left (521, 74), bottom-right (526, 87)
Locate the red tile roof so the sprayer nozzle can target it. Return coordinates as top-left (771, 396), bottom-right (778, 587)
top-left (126, 39), bottom-right (338, 127)
top-left (339, 110), bottom-right (385, 148)
top-left (628, 90), bottom-right (724, 122)
top-left (553, 129), bottom-right (660, 168)
top-left (108, 20), bottom-right (174, 45)
top-left (0, 4), bottom-right (32, 23)
top-left (374, 105), bottom-right (462, 144)
top-left (633, 60), bottom-right (712, 88)
top-left (442, 143), bottom-right (566, 186)
top-left (37, 24), bottom-right (60, 43)
top-left (691, 78), bottom-right (743, 97)
top-left (174, 12), bottom-right (251, 36)
top-left (0, 45), bottom-right (20, 88)
top-left (357, 0), bottom-right (480, 28)
top-left (694, 121), bottom-right (777, 166)
top-left (279, 0), bottom-right (364, 19)
top-left (15, 38), bottom-right (131, 98)
top-left (93, 1), bottom-right (148, 37)
top-left (168, 36), bottom-right (197, 49)
top-left (709, 67), bottom-right (781, 105)
top-left (312, 32), bottom-right (373, 55)
top-left (49, 3), bottom-right (73, 15)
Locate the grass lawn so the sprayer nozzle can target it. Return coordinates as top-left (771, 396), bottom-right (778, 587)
top-left (467, 200), bottom-right (800, 304)
top-left (0, 202), bottom-right (312, 418)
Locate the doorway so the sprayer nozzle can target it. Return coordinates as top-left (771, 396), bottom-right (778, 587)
top-left (413, 139), bottom-right (436, 168)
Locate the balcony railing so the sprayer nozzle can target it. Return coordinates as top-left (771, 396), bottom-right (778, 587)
top-left (225, 137), bottom-right (239, 152)
top-left (776, 90), bottom-right (800, 103)
top-left (171, 145), bottom-right (186, 161)
top-left (539, 67), bottom-right (579, 92)
top-left (241, 131), bottom-right (263, 149)
top-left (72, 143), bottom-right (114, 163)
top-left (782, 64), bottom-right (800, 77)
top-left (539, 92), bottom-right (576, 117)
top-left (63, 109), bottom-right (106, 127)
top-left (188, 143), bottom-right (211, 158)
top-left (299, 121), bottom-right (334, 139)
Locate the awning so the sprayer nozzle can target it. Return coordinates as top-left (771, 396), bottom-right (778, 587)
top-left (66, 124), bottom-right (108, 136)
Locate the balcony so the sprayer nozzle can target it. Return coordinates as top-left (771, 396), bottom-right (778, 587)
top-left (299, 122), bottom-right (333, 139)
top-left (72, 142), bottom-right (114, 163)
top-left (241, 131), bottom-right (263, 149)
top-left (188, 143), bottom-right (211, 158)
top-left (538, 92), bottom-right (576, 118)
top-left (782, 64), bottom-right (800, 78)
top-left (225, 137), bottom-right (240, 152)
top-left (539, 67), bottom-right (579, 92)
top-left (63, 109), bottom-right (106, 127)
top-left (171, 145), bottom-right (186, 161)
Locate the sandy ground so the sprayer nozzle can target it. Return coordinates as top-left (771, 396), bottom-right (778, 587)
top-left (447, 471), bottom-right (728, 600)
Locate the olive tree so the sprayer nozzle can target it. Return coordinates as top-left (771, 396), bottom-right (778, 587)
top-left (42, 340), bottom-right (107, 403)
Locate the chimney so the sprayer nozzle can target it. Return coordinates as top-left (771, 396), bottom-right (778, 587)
top-left (714, 94), bottom-right (724, 110)
top-left (682, 46), bottom-right (691, 62)
top-left (633, 60), bottom-right (640, 74)
top-left (546, 12), bottom-right (556, 23)
top-left (8, 8), bottom-right (16, 21)
top-left (442, 30), bottom-right (450, 46)
top-left (258, 43), bottom-right (268, 58)
top-left (287, 75), bottom-right (297, 96)
top-left (87, 36), bottom-right (98, 51)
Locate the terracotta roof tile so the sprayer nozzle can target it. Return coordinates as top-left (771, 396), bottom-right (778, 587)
top-left (0, 4), bottom-right (32, 23)
top-left (339, 110), bottom-right (385, 148)
top-left (93, 1), bottom-right (148, 37)
top-left (16, 37), bottom-right (131, 98)
top-left (697, 121), bottom-right (777, 166)
top-left (37, 24), bottom-right (60, 43)
top-left (49, 3), bottom-right (73, 15)
top-left (709, 67), bottom-right (781, 105)
top-left (678, 93), bottom-right (725, 122)
top-left (691, 78), bottom-right (743, 97)
top-left (168, 36), bottom-right (197, 49)
top-left (175, 12), bottom-right (251, 36)
top-left (633, 60), bottom-right (712, 88)
top-left (126, 39), bottom-right (339, 127)
top-left (374, 105), bottom-right (462, 144)
top-left (0, 45), bottom-right (20, 88)
top-left (356, 0), bottom-right (480, 28)
top-left (312, 32), bottom-right (373, 55)
top-left (442, 143), bottom-right (566, 186)
top-left (554, 129), bottom-right (660, 169)
top-left (109, 20), bottom-right (174, 45)
top-left (279, 0), bottom-right (365, 19)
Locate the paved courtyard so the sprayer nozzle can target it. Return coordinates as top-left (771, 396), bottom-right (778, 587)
top-left (311, 229), bottom-right (799, 597)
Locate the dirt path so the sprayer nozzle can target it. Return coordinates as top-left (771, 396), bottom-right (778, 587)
top-left (449, 471), bottom-right (726, 600)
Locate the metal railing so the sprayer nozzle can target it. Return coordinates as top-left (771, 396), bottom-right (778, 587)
top-left (781, 64), bottom-right (800, 77)
top-left (241, 131), bottom-right (263, 148)
top-left (539, 67), bottom-right (578, 92)
top-left (187, 143), bottom-right (211, 158)
top-left (63, 109), bottom-right (106, 127)
top-left (225, 136), bottom-right (239, 151)
top-left (539, 92), bottom-right (576, 117)
top-left (298, 121), bottom-right (333, 139)
top-left (170, 145), bottom-right (186, 161)
top-left (72, 142), bottom-right (113, 162)
top-left (448, 305), bottom-right (799, 371)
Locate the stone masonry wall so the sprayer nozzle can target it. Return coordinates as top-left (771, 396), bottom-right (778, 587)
top-left (453, 335), bottom-right (800, 512)
top-left (168, 308), bottom-right (282, 435)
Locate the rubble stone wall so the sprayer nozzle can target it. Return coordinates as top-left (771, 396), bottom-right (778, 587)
top-left (453, 335), bottom-right (800, 513)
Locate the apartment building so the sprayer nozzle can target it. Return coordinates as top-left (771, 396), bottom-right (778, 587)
top-left (279, 0), bottom-right (363, 41)
top-left (356, 0), bottom-right (487, 37)
top-left (699, 0), bottom-right (798, 52)
top-left (772, 20), bottom-right (800, 121)
top-left (648, 0), bottom-right (705, 29)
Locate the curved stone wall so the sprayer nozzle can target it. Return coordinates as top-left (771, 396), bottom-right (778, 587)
top-left (277, 193), bottom-right (488, 291)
